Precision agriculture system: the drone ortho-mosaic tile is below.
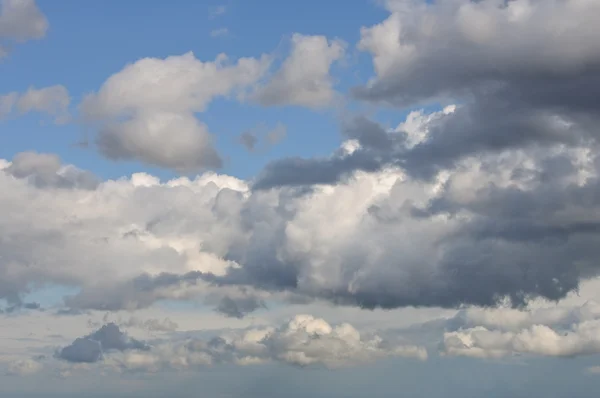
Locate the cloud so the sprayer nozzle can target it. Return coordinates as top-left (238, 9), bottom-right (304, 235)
top-left (57, 323), bottom-right (149, 363)
top-left (238, 131), bottom-right (258, 152)
top-left (0, 0), bottom-right (48, 58)
top-left (253, 34), bottom-right (345, 108)
top-left (3, 151), bottom-right (98, 190)
top-left (2, 135), bottom-right (600, 314)
top-left (255, 1), bottom-right (600, 188)
top-left (441, 300), bottom-right (600, 359)
top-left (587, 366), bottom-right (600, 375)
top-left (6, 359), bottom-right (42, 376)
top-left (0, 85), bottom-right (70, 123)
top-left (81, 51), bottom-right (271, 172)
top-left (120, 317), bottom-right (179, 332)
top-left (210, 27), bottom-right (229, 38)
top-left (215, 295), bottom-right (266, 319)
top-left (357, 0), bottom-right (600, 107)
top-left (209, 5), bottom-right (227, 19)
top-left (108, 315), bottom-right (426, 372)
top-left (238, 122), bottom-right (287, 153)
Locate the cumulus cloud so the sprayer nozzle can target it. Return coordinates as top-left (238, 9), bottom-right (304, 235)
top-left (57, 323), bottom-right (149, 363)
top-left (0, 85), bottom-right (70, 123)
top-left (6, 359), bottom-right (43, 376)
top-left (0, 0), bottom-right (48, 58)
top-left (108, 315), bottom-right (426, 372)
top-left (256, 1), bottom-right (600, 188)
top-left (2, 131), bottom-right (600, 314)
top-left (81, 51), bottom-right (271, 172)
top-left (441, 300), bottom-right (600, 359)
top-left (3, 151), bottom-right (98, 190)
top-left (253, 34), bottom-right (345, 108)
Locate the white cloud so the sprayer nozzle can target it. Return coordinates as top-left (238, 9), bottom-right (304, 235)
top-left (108, 314), bottom-right (426, 373)
top-left (0, 0), bottom-right (48, 58)
top-left (209, 5), bottom-right (227, 19)
top-left (81, 51), bottom-right (271, 171)
top-left (0, 85), bottom-right (70, 123)
top-left (2, 103), bottom-right (600, 314)
top-left (253, 34), bottom-right (345, 108)
top-left (210, 28), bottom-right (229, 38)
top-left (442, 300), bottom-right (600, 359)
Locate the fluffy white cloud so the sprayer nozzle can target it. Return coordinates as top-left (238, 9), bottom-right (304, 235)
top-left (81, 51), bottom-right (271, 171)
top-left (0, 85), bottom-right (70, 123)
top-left (442, 300), bottom-right (600, 359)
top-left (0, 0), bottom-right (47, 58)
top-left (107, 314), bottom-right (425, 373)
top-left (2, 100), bottom-right (600, 315)
top-left (253, 34), bottom-right (345, 108)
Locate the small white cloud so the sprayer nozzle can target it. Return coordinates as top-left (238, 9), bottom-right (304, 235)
top-left (209, 5), bottom-right (227, 19)
top-left (210, 28), bottom-right (229, 38)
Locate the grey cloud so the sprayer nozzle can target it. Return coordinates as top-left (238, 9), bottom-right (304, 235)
top-left (3, 151), bottom-right (99, 190)
top-left (238, 123), bottom-right (287, 153)
top-left (253, 1), bottom-right (600, 188)
top-left (238, 131), bottom-right (258, 152)
top-left (57, 323), bottom-right (149, 363)
top-left (0, 0), bottom-right (48, 58)
top-left (110, 315), bottom-right (426, 372)
top-left (216, 295), bottom-right (266, 319)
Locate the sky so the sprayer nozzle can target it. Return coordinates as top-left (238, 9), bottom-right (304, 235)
top-left (2, 0), bottom-right (600, 397)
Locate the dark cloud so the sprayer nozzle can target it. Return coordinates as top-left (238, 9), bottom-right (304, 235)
top-left (57, 323), bottom-right (149, 363)
top-left (216, 295), bottom-right (266, 319)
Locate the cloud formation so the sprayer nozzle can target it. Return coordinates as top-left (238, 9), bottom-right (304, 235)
top-left (81, 52), bottom-right (271, 172)
top-left (2, 125), bottom-right (600, 314)
top-left (254, 34), bottom-right (345, 108)
top-left (108, 315), bottom-right (425, 372)
top-left (57, 323), bottom-right (149, 363)
top-left (442, 301), bottom-right (600, 359)
top-left (0, 85), bottom-right (70, 123)
top-left (6, 359), bottom-right (43, 376)
top-left (0, 0), bottom-right (48, 58)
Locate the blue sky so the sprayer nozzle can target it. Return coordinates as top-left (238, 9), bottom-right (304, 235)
top-left (3, 0), bottom-right (600, 396)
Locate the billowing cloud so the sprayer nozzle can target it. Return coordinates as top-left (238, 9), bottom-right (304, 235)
top-left (255, 1), bottom-right (600, 188)
top-left (0, 0), bottom-right (48, 58)
top-left (357, 0), bottom-right (600, 107)
top-left (3, 151), bottom-right (98, 190)
top-left (2, 129), bottom-right (600, 314)
top-left (81, 51), bottom-right (271, 172)
top-left (253, 34), bottom-right (345, 108)
top-left (0, 85), bottom-right (70, 123)
top-left (57, 323), bottom-right (149, 363)
top-left (107, 315), bottom-right (426, 372)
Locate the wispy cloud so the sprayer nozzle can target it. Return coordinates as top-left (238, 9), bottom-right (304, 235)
top-left (209, 5), bottom-right (227, 19)
top-left (210, 27), bottom-right (229, 38)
